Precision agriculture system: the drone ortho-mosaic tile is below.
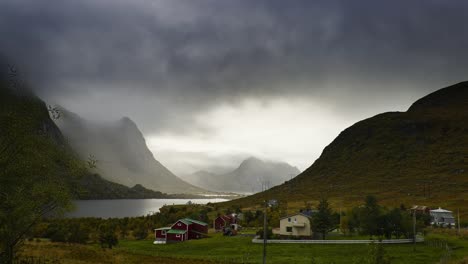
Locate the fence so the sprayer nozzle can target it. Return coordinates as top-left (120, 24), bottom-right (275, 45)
top-left (252, 236), bottom-right (424, 244)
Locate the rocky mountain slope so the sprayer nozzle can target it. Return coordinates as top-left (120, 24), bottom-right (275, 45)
top-left (224, 82), bottom-right (468, 215)
top-left (56, 109), bottom-right (205, 194)
top-left (0, 74), bottom-right (181, 199)
top-left (185, 157), bottom-right (300, 193)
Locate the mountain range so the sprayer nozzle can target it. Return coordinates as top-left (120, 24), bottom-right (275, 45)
top-left (55, 109), bottom-right (205, 194)
top-left (182, 157), bottom-right (300, 193)
top-left (222, 82), bottom-right (468, 216)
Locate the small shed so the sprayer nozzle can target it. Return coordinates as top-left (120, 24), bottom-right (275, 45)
top-left (154, 227), bottom-right (170, 244)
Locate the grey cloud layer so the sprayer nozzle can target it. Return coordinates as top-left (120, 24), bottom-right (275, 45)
top-left (1, 0), bottom-right (468, 133)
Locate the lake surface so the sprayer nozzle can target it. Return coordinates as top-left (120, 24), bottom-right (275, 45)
top-left (66, 198), bottom-right (228, 218)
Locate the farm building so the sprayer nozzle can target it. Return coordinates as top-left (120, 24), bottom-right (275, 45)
top-left (214, 214), bottom-right (238, 231)
top-left (430, 207), bottom-right (455, 227)
top-left (409, 205), bottom-right (431, 215)
top-left (154, 218), bottom-right (208, 244)
top-left (154, 227), bottom-right (171, 244)
top-left (276, 213), bottom-right (312, 238)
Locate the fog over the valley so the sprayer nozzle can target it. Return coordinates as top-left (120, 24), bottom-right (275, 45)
top-left (1, 0), bottom-right (468, 174)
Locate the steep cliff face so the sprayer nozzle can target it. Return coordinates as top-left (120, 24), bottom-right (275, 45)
top-left (225, 82), bottom-right (468, 213)
top-left (56, 109), bottom-right (205, 194)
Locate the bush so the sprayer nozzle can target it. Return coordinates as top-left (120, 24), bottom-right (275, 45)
top-left (133, 226), bottom-right (148, 240)
top-left (256, 228), bottom-right (273, 239)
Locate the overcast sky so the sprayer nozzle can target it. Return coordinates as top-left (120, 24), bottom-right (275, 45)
top-left (1, 0), bottom-right (468, 175)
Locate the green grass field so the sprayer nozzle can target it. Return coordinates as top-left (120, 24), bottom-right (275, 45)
top-left (116, 232), bottom-right (466, 264)
top-left (21, 231), bottom-right (468, 263)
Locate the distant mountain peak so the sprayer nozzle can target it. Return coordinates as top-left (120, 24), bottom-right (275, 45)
top-left (239, 156), bottom-right (263, 167)
top-left (183, 157), bottom-right (300, 193)
top-left (119, 116), bottom-right (136, 125)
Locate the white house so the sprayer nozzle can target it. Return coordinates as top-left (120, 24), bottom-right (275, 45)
top-left (277, 213), bottom-right (312, 238)
top-left (430, 207), bottom-right (455, 227)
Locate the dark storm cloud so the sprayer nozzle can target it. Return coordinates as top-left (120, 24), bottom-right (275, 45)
top-left (1, 0), bottom-right (468, 132)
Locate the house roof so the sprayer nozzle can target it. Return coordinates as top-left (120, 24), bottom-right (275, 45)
top-left (280, 213), bottom-right (312, 221)
top-left (430, 207), bottom-right (452, 213)
top-left (175, 219), bottom-right (192, 225)
top-left (410, 205), bottom-right (430, 210)
top-left (184, 218), bottom-right (208, 226)
top-left (167, 229), bottom-right (187, 234)
top-left (154, 227), bottom-right (171, 231)
top-left (217, 215), bottom-right (232, 222)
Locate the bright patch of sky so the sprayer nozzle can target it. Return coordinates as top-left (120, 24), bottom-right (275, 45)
top-left (147, 97), bottom-right (355, 174)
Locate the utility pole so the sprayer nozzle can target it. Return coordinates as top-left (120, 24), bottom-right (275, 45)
top-left (262, 199), bottom-right (277, 264)
top-left (338, 200), bottom-right (342, 233)
top-left (413, 209), bottom-right (416, 251)
top-left (263, 200), bottom-right (267, 264)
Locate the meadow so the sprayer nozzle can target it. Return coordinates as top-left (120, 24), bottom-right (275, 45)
top-left (20, 231), bottom-right (468, 264)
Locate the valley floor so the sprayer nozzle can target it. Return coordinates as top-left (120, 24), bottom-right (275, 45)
top-left (20, 232), bottom-right (468, 264)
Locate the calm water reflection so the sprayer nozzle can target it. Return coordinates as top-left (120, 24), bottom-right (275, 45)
top-left (67, 199), bottom-right (228, 218)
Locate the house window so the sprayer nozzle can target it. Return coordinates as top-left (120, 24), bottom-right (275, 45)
top-left (176, 234), bottom-right (180, 238)
top-left (288, 218), bottom-right (291, 222)
top-left (178, 223), bottom-right (181, 226)
top-left (286, 227), bottom-right (293, 232)
top-left (161, 230), bottom-right (166, 235)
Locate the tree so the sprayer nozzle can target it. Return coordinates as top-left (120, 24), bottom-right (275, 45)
top-left (311, 197), bottom-right (335, 239)
top-left (133, 225), bottom-right (148, 240)
top-left (242, 210), bottom-right (254, 226)
top-left (361, 195), bottom-right (382, 237)
top-left (0, 134), bottom-right (73, 263)
top-left (68, 222), bottom-right (89, 244)
top-left (98, 223), bottom-right (118, 249)
top-left (0, 76), bottom-right (80, 263)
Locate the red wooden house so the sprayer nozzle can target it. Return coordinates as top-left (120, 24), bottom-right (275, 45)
top-left (154, 218), bottom-right (208, 244)
top-left (213, 215), bottom-right (237, 231)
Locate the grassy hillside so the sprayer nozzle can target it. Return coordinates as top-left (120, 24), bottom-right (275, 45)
top-left (222, 82), bottom-right (468, 216)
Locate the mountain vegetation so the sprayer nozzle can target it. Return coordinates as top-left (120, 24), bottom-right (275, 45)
top-left (185, 157), bottom-right (300, 193)
top-left (222, 82), bottom-right (468, 216)
top-left (56, 109), bottom-right (205, 194)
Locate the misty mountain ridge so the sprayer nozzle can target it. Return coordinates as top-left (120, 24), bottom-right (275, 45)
top-left (56, 108), bottom-right (205, 194)
top-left (184, 157), bottom-right (301, 193)
top-left (223, 81), bottom-right (468, 215)
top-left (0, 76), bottom-right (182, 199)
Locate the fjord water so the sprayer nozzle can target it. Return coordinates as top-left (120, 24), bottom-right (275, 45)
top-left (67, 199), bottom-right (228, 218)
